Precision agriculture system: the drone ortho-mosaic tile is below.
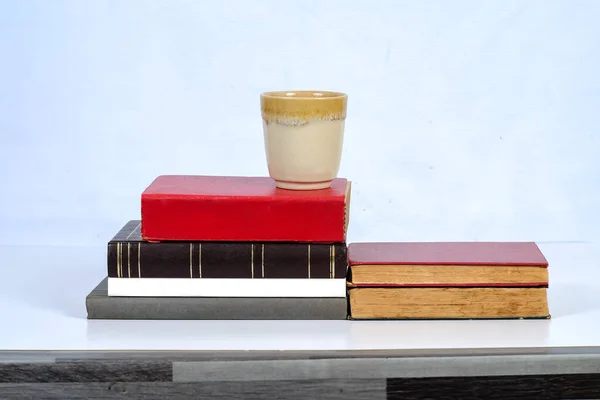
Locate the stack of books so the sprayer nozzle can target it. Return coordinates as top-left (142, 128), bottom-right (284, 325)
top-left (86, 175), bottom-right (553, 321)
top-left (346, 242), bottom-right (550, 320)
top-left (86, 175), bottom-right (352, 320)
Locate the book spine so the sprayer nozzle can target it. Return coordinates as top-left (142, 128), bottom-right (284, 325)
top-left (141, 195), bottom-right (346, 242)
top-left (107, 241), bottom-right (347, 279)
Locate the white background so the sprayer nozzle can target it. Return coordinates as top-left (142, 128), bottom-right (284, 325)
top-left (1, 0), bottom-right (599, 247)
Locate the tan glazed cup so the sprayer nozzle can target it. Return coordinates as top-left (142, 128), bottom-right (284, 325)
top-left (260, 90), bottom-right (348, 190)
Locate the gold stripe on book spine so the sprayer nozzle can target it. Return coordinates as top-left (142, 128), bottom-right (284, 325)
top-left (116, 243), bottom-right (119, 278)
top-left (261, 244), bottom-right (265, 278)
top-left (251, 244), bottom-right (255, 279)
top-left (127, 243), bottom-right (131, 278)
top-left (137, 243), bottom-right (141, 278)
top-left (189, 244), bottom-right (193, 278)
top-left (333, 245), bottom-right (336, 278)
top-left (308, 244), bottom-right (311, 279)
top-left (329, 245), bottom-right (335, 279)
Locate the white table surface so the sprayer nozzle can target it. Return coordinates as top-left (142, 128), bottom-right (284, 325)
top-left (0, 242), bottom-right (598, 352)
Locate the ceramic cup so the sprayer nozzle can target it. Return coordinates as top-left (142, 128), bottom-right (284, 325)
top-left (260, 90), bottom-right (347, 190)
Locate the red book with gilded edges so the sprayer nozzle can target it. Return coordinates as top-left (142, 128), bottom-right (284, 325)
top-left (347, 242), bottom-right (549, 287)
top-left (141, 175), bottom-right (351, 242)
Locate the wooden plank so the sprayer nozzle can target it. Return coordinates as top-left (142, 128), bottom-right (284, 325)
top-left (387, 373), bottom-right (600, 399)
top-left (0, 361), bottom-right (171, 383)
top-left (174, 355), bottom-right (600, 381)
top-left (0, 379), bottom-right (385, 400)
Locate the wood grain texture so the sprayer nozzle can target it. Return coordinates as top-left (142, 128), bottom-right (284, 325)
top-left (0, 361), bottom-right (171, 383)
top-left (0, 379), bottom-right (384, 400)
top-left (3, 375), bottom-right (600, 400)
top-left (4, 353), bottom-right (600, 383)
top-left (173, 354), bottom-right (600, 381)
top-left (2, 346), bottom-right (597, 362)
top-left (387, 374), bottom-right (600, 400)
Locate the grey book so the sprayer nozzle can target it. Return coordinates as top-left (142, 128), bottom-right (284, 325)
top-left (86, 278), bottom-right (349, 320)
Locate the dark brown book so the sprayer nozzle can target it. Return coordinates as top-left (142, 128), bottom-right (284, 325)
top-left (108, 220), bottom-right (347, 279)
top-left (347, 242), bottom-right (549, 287)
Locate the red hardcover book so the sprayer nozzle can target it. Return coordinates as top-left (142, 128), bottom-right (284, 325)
top-left (141, 175), bottom-right (351, 242)
top-left (347, 242), bottom-right (549, 287)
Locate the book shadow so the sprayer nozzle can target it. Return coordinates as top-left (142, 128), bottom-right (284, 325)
top-left (547, 282), bottom-right (600, 318)
top-left (13, 267), bottom-right (594, 322)
top-left (12, 266), bottom-right (101, 319)
top-left (85, 319), bottom-right (352, 349)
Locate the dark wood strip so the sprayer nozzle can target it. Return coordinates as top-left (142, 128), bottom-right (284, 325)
top-left (387, 373), bottom-right (600, 400)
top-left (0, 361), bottom-right (172, 383)
top-left (0, 379), bottom-right (384, 400)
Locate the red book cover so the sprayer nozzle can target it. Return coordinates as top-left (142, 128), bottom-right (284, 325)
top-left (348, 242), bottom-right (549, 266)
top-left (141, 175), bottom-right (351, 242)
top-left (347, 242), bottom-right (549, 288)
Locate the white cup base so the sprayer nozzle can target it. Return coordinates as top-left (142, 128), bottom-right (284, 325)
top-left (275, 180), bottom-right (332, 190)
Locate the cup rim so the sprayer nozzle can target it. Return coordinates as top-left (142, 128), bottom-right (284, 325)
top-left (261, 90), bottom-right (347, 100)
